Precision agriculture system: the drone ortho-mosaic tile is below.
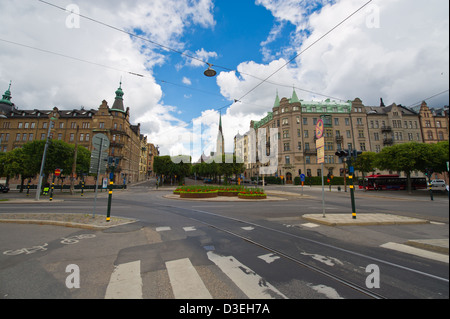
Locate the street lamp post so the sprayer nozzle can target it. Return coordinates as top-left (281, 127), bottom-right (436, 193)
top-left (35, 117), bottom-right (57, 201)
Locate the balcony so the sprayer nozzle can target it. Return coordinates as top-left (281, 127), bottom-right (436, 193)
top-left (381, 126), bottom-right (392, 132)
top-left (304, 149), bottom-right (317, 155)
top-left (383, 138), bottom-right (394, 145)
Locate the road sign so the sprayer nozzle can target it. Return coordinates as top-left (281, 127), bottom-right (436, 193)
top-left (317, 147), bottom-right (325, 164)
top-left (92, 133), bottom-right (110, 151)
top-left (54, 169), bottom-right (61, 177)
top-left (315, 119), bottom-right (324, 139)
top-left (300, 174), bottom-right (306, 182)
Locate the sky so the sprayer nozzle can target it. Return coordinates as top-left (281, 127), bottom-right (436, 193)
top-left (0, 0), bottom-right (449, 160)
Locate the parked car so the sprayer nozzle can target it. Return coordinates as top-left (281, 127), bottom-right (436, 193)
top-left (430, 179), bottom-right (447, 192)
top-left (0, 184), bottom-right (10, 193)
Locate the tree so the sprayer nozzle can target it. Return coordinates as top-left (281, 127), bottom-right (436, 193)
top-left (353, 152), bottom-right (378, 190)
top-left (2, 140), bottom-right (90, 189)
top-left (375, 142), bottom-right (431, 193)
top-left (154, 155), bottom-right (192, 184)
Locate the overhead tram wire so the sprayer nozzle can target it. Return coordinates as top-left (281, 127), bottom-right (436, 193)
top-left (407, 89), bottom-right (450, 109)
top-left (236, 0), bottom-right (373, 103)
top-left (0, 38), bottom-right (224, 99)
top-left (36, 0), bottom-right (354, 103)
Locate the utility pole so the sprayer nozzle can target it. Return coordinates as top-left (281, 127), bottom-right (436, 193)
top-left (36, 117), bottom-right (56, 201)
top-left (70, 126), bottom-right (79, 195)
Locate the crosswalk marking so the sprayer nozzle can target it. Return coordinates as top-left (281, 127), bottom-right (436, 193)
top-left (105, 261), bottom-right (143, 299)
top-left (156, 226), bottom-right (171, 232)
top-left (258, 253), bottom-right (280, 264)
top-left (207, 251), bottom-right (288, 299)
top-left (380, 242), bottom-right (449, 264)
top-left (183, 226), bottom-right (197, 232)
top-left (166, 258), bottom-right (213, 299)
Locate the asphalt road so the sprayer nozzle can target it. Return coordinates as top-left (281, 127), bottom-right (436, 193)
top-left (0, 181), bottom-right (448, 303)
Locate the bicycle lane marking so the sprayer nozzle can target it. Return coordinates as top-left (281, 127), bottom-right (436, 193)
top-left (2, 234), bottom-right (96, 256)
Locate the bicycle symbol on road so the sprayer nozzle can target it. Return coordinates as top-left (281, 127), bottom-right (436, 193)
top-left (3, 234), bottom-right (96, 256)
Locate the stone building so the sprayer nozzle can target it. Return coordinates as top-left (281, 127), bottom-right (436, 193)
top-left (0, 82), bottom-right (146, 186)
top-left (236, 91), bottom-right (448, 182)
top-left (238, 90), bottom-right (371, 183)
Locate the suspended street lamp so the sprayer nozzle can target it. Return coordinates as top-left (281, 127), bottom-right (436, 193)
top-left (204, 63), bottom-right (217, 77)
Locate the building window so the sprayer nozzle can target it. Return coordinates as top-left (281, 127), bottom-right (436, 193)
top-left (303, 118), bottom-right (308, 125)
top-left (305, 156), bottom-right (311, 164)
top-left (86, 134), bottom-right (90, 142)
top-left (99, 122), bottom-right (105, 129)
top-left (43, 122), bottom-right (48, 129)
top-left (360, 143), bottom-right (366, 151)
top-left (345, 118), bottom-right (350, 126)
top-left (29, 133), bottom-right (33, 141)
top-left (59, 122), bottom-right (64, 129)
top-left (285, 156), bottom-right (290, 164)
top-left (283, 130), bottom-right (289, 138)
top-left (58, 134), bottom-right (63, 140)
top-left (334, 118), bottom-right (339, 126)
top-left (80, 134), bottom-right (84, 142)
top-left (18, 122), bottom-right (23, 128)
top-left (304, 130), bottom-right (309, 138)
top-left (16, 134), bottom-right (21, 141)
top-left (70, 133), bottom-right (74, 142)
top-left (282, 118), bottom-right (289, 125)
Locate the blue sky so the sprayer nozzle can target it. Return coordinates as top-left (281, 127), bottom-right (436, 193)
top-left (0, 0), bottom-right (448, 158)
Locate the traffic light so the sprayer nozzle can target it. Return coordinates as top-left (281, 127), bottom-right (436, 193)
top-left (353, 150), bottom-right (363, 158)
top-left (425, 168), bottom-right (434, 177)
top-left (335, 150), bottom-right (350, 158)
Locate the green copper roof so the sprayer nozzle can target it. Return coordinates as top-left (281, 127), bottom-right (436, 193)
top-left (111, 81), bottom-right (126, 112)
top-left (0, 81), bottom-right (13, 106)
top-left (291, 88), bottom-right (300, 103)
top-left (273, 91), bottom-right (280, 108)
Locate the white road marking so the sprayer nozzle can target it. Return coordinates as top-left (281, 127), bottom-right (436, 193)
top-left (166, 258), bottom-right (212, 299)
top-left (241, 226), bottom-right (255, 231)
top-left (105, 261), bottom-right (143, 299)
top-left (183, 226), bottom-right (197, 232)
top-left (156, 226), bottom-right (171, 232)
top-left (301, 223), bottom-right (320, 228)
top-left (207, 251), bottom-right (287, 299)
top-left (258, 253), bottom-right (280, 264)
top-left (301, 252), bottom-right (344, 266)
top-left (380, 242), bottom-right (449, 264)
top-left (310, 284), bottom-right (344, 299)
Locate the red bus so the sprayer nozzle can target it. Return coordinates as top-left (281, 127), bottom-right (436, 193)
top-left (358, 174), bottom-right (427, 191)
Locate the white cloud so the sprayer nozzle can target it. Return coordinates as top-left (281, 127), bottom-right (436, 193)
top-left (218, 0), bottom-right (449, 114)
top-left (182, 77), bottom-right (192, 85)
top-left (0, 0), bottom-right (216, 157)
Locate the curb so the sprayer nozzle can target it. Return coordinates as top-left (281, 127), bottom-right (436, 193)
top-left (301, 213), bottom-right (430, 227)
top-left (0, 217), bottom-right (138, 230)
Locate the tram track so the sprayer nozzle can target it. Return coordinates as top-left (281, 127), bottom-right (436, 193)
top-left (154, 203), bottom-right (448, 299)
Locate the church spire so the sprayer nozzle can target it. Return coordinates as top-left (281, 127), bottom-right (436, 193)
top-left (216, 112), bottom-right (224, 156)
